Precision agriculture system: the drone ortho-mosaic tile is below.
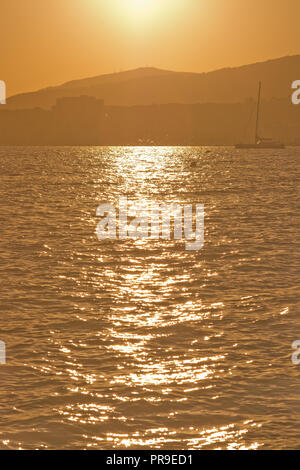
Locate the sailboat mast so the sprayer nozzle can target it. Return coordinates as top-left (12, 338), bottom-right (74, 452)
top-left (255, 81), bottom-right (261, 144)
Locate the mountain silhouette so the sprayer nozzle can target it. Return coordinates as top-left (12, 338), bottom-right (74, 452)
top-left (6, 55), bottom-right (300, 109)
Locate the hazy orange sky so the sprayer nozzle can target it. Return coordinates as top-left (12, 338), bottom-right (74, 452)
top-left (1, 0), bottom-right (300, 96)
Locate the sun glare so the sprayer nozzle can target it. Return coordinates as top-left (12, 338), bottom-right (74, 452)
top-left (131, 0), bottom-right (149, 7)
top-left (96, 0), bottom-right (188, 35)
top-left (128, 0), bottom-right (154, 10)
top-left (102, 0), bottom-right (164, 27)
top-left (125, 0), bottom-right (159, 18)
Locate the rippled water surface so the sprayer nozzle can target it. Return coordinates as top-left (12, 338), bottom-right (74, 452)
top-left (0, 146), bottom-right (299, 449)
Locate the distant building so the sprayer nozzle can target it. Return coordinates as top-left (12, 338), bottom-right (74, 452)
top-left (52, 96), bottom-right (104, 144)
top-left (0, 95), bottom-right (105, 145)
top-left (0, 95), bottom-right (299, 145)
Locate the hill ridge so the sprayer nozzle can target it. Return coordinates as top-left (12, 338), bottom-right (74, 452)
top-left (6, 54), bottom-right (300, 109)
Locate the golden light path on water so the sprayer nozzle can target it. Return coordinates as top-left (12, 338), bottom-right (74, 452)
top-left (0, 146), bottom-right (299, 449)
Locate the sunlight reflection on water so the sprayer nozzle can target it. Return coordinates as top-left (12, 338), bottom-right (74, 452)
top-left (0, 146), bottom-right (299, 449)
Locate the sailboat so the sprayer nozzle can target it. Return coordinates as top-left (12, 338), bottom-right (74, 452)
top-left (235, 82), bottom-right (285, 149)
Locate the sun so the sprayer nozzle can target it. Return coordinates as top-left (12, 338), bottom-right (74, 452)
top-left (99, 0), bottom-right (183, 32)
top-left (100, 0), bottom-right (162, 29)
top-left (127, 0), bottom-right (157, 16)
top-left (131, 0), bottom-right (149, 5)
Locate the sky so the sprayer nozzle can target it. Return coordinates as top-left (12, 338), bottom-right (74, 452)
top-left (1, 0), bottom-right (300, 96)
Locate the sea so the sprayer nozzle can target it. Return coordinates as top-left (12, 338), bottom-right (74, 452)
top-left (0, 146), bottom-right (299, 449)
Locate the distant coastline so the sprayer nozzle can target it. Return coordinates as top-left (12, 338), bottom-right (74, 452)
top-left (1, 55), bottom-right (300, 146)
top-left (0, 96), bottom-right (298, 146)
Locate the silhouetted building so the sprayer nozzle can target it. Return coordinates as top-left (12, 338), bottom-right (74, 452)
top-left (52, 96), bottom-right (104, 144)
top-left (0, 95), bottom-right (104, 145)
top-left (0, 95), bottom-right (299, 145)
